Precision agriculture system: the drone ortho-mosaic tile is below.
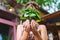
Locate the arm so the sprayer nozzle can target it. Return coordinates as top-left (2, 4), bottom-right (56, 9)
top-left (33, 29), bottom-right (42, 40)
top-left (20, 31), bottom-right (29, 40)
top-left (17, 24), bottom-right (24, 40)
top-left (20, 20), bottom-right (30, 40)
top-left (38, 25), bottom-right (48, 40)
top-left (31, 20), bottom-right (42, 40)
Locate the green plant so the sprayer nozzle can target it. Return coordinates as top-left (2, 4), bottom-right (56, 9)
top-left (15, 0), bottom-right (60, 12)
top-left (20, 6), bottom-right (41, 22)
top-left (3, 0), bottom-right (7, 4)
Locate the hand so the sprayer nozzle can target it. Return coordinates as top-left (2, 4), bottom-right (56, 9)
top-left (21, 19), bottom-right (30, 40)
top-left (31, 19), bottom-right (39, 33)
top-left (31, 20), bottom-right (42, 40)
top-left (23, 19), bottom-right (30, 33)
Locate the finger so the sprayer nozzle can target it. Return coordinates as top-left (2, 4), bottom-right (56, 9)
top-left (32, 20), bottom-right (36, 26)
top-left (26, 19), bottom-right (29, 22)
top-left (31, 20), bottom-right (36, 26)
top-left (32, 19), bottom-right (39, 27)
top-left (23, 21), bottom-right (26, 28)
top-left (23, 21), bottom-right (29, 29)
top-left (31, 20), bottom-right (35, 29)
top-left (32, 20), bottom-right (38, 30)
top-left (32, 20), bottom-right (38, 25)
top-left (24, 19), bottom-right (29, 24)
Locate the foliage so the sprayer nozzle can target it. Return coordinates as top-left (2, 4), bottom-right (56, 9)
top-left (20, 6), bottom-right (41, 22)
top-left (3, 0), bottom-right (60, 13)
top-left (58, 3), bottom-right (60, 9)
top-left (15, 0), bottom-right (60, 12)
top-left (3, 0), bottom-right (7, 4)
top-left (15, 0), bottom-right (60, 22)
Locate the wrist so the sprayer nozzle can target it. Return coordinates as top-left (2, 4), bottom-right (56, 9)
top-left (33, 30), bottom-right (39, 36)
top-left (21, 31), bottom-right (29, 40)
top-left (24, 28), bottom-right (30, 33)
top-left (23, 30), bottom-right (30, 35)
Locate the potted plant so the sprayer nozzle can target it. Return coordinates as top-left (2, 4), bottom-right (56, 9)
top-left (20, 2), bottom-right (41, 22)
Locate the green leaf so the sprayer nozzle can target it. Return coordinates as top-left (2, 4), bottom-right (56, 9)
top-left (24, 14), bottom-right (29, 17)
top-left (29, 13), bottom-right (36, 17)
top-left (3, 0), bottom-right (7, 4)
top-left (28, 6), bottom-right (34, 11)
top-left (16, 0), bottom-right (21, 3)
top-left (35, 11), bottom-right (41, 19)
top-left (20, 17), bottom-right (27, 21)
top-left (36, 19), bottom-right (41, 22)
top-left (58, 3), bottom-right (60, 9)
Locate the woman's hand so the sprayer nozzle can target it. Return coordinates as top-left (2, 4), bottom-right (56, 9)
top-left (20, 19), bottom-right (30, 40)
top-left (31, 19), bottom-right (39, 33)
top-left (23, 19), bottom-right (30, 33)
top-left (31, 19), bottom-right (42, 40)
